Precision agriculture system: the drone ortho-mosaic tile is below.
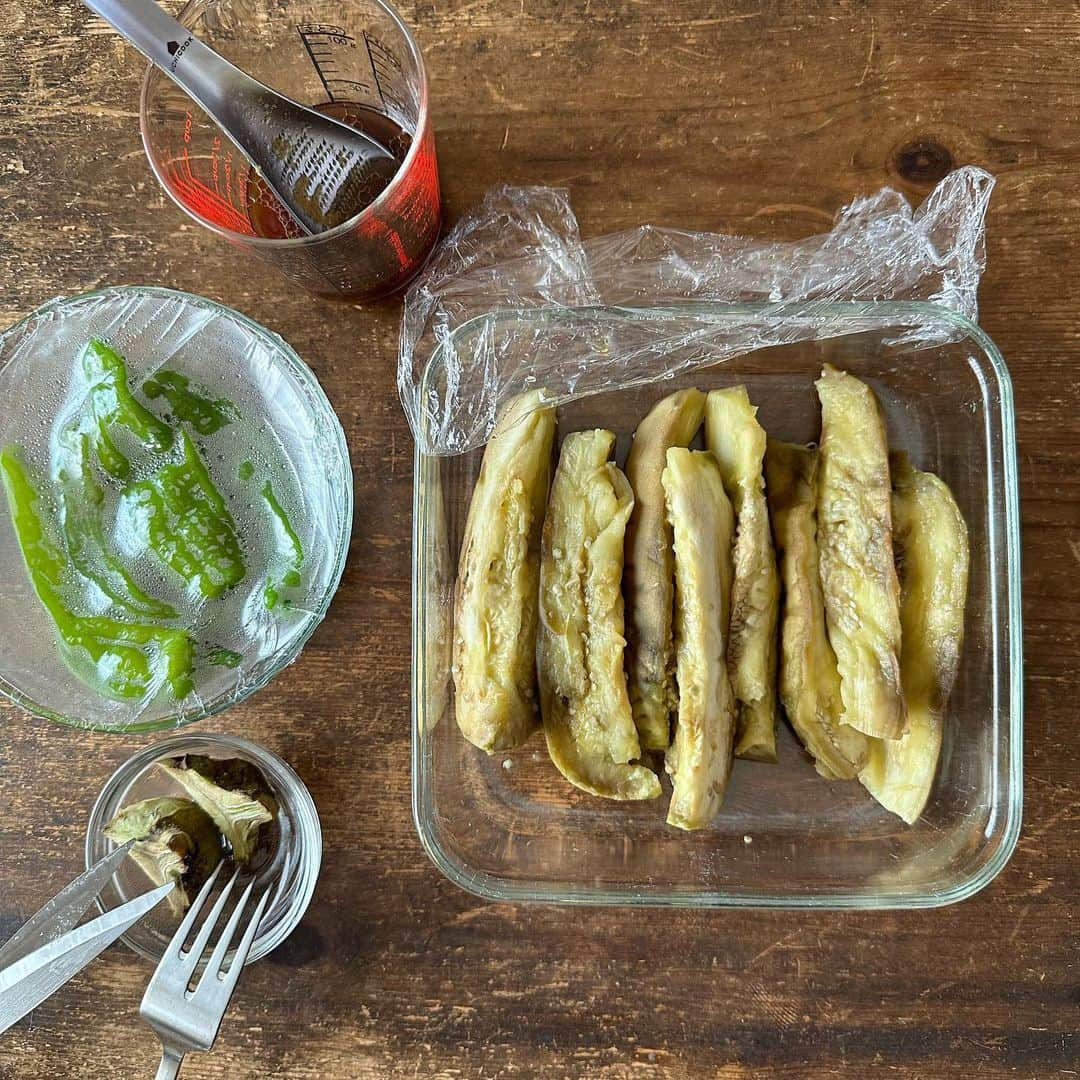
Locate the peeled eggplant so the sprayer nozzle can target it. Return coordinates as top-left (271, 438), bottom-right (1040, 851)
top-left (662, 448), bottom-right (737, 830)
top-left (103, 796), bottom-right (222, 916)
top-left (704, 387), bottom-right (780, 763)
top-left (538, 430), bottom-right (660, 800)
top-left (624, 389), bottom-right (706, 751)
top-left (765, 441), bottom-right (870, 779)
top-left (453, 390), bottom-right (556, 753)
top-left (816, 366), bottom-right (906, 740)
top-left (860, 454), bottom-right (969, 823)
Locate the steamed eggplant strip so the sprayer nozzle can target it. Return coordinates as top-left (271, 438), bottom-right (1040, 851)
top-left (765, 441), bottom-right (869, 779)
top-left (662, 448), bottom-right (737, 830)
top-left (704, 387), bottom-right (779, 763)
top-left (538, 430), bottom-right (659, 800)
top-left (860, 455), bottom-right (969, 823)
top-left (816, 366), bottom-right (906, 740)
top-left (453, 391), bottom-right (556, 753)
top-left (624, 389), bottom-right (707, 751)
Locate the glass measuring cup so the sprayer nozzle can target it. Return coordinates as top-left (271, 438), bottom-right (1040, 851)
top-left (140, 0), bottom-right (441, 302)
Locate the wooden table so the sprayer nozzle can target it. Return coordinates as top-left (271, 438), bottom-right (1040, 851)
top-left (1, 2), bottom-right (1076, 1076)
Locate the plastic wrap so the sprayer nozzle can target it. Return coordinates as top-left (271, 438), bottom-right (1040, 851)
top-left (400, 167), bottom-right (994, 455)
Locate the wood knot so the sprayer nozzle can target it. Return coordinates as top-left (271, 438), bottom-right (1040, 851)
top-left (893, 140), bottom-right (954, 184)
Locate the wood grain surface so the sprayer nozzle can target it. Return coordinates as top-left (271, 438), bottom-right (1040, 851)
top-left (1, 1), bottom-right (1077, 1077)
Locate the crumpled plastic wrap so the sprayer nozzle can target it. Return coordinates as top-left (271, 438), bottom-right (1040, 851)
top-left (399, 166), bottom-right (994, 455)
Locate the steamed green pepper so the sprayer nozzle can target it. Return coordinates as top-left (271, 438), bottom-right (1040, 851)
top-left (82, 339), bottom-right (174, 478)
top-left (142, 369), bottom-right (238, 436)
top-left (125, 430), bottom-right (246, 600)
top-left (60, 435), bottom-right (177, 620)
top-left (262, 480), bottom-right (304, 609)
top-left (0, 447), bottom-right (195, 701)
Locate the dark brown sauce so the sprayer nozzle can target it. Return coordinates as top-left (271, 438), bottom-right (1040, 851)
top-left (246, 103), bottom-right (412, 239)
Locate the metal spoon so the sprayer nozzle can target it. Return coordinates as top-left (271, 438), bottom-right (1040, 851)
top-left (83, 0), bottom-right (401, 235)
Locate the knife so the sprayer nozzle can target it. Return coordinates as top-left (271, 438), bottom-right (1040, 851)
top-left (0, 844), bottom-right (174, 1034)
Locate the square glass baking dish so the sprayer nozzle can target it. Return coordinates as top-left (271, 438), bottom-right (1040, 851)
top-left (411, 301), bottom-right (1022, 908)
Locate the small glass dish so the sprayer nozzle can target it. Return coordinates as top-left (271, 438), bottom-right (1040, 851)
top-left (85, 732), bottom-right (321, 964)
top-left (412, 300), bottom-right (1023, 909)
top-left (0, 286), bottom-right (353, 732)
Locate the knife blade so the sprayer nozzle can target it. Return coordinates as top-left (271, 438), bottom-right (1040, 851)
top-left (0, 842), bottom-right (136, 971)
top-left (0, 879), bottom-right (174, 1034)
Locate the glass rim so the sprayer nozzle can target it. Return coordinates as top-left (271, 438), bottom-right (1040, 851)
top-left (84, 731), bottom-right (322, 963)
top-left (0, 284), bottom-right (354, 734)
top-left (139, 0), bottom-right (432, 251)
top-left (410, 298), bottom-right (1024, 909)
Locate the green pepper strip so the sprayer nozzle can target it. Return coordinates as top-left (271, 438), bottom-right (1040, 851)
top-left (261, 480), bottom-right (304, 610)
top-left (127, 431), bottom-right (246, 600)
top-left (82, 339), bottom-right (174, 478)
top-left (262, 481), bottom-right (303, 569)
top-left (206, 647), bottom-right (243, 669)
top-left (61, 436), bottom-right (178, 619)
top-left (142, 370), bottom-right (238, 436)
top-left (0, 447), bottom-right (194, 702)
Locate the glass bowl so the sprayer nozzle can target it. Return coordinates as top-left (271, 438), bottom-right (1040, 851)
top-left (85, 732), bottom-right (321, 964)
top-left (0, 286), bottom-right (352, 732)
top-left (411, 301), bottom-right (1023, 909)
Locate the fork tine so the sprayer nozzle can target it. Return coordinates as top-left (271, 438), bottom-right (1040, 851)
top-left (163, 861), bottom-right (224, 961)
top-left (209, 887), bottom-right (271, 1001)
top-left (177, 867), bottom-right (241, 979)
top-left (142, 861), bottom-right (226, 1008)
top-left (199, 877), bottom-right (256, 985)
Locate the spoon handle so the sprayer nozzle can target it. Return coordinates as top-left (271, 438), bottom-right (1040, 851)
top-left (81, 0), bottom-right (238, 117)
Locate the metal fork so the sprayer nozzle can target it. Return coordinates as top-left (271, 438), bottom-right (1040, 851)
top-left (140, 863), bottom-right (271, 1079)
